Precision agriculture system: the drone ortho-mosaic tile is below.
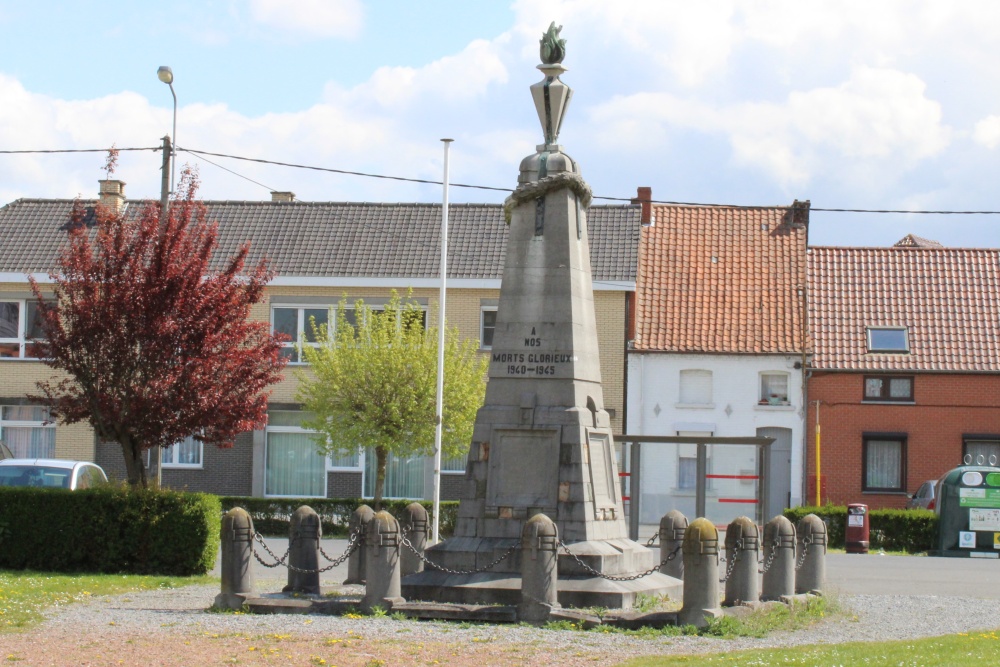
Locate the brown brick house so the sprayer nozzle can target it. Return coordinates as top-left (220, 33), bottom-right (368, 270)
top-left (806, 240), bottom-right (1000, 508)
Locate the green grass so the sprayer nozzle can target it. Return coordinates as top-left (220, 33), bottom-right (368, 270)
top-left (0, 570), bottom-right (214, 632)
top-left (617, 629), bottom-right (1000, 666)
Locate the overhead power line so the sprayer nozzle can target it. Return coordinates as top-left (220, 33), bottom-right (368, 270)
top-left (4, 145), bottom-right (1000, 216)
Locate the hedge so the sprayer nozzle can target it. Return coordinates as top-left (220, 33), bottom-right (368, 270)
top-left (218, 496), bottom-right (459, 538)
top-left (784, 505), bottom-right (938, 553)
top-left (0, 486), bottom-right (220, 575)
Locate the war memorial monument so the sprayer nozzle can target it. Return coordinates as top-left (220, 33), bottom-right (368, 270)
top-left (402, 25), bottom-right (681, 608)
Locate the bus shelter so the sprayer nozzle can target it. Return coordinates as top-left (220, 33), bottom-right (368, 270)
top-left (615, 434), bottom-right (775, 540)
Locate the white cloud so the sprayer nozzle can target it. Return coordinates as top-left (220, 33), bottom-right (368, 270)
top-left (324, 37), bottom-right (509, 109)
top-left (973, 115), bottom-right (1000, 149)
top-left (248, 0), bottom-right (363, 39)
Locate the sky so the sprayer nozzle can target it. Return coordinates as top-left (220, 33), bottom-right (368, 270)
top-left (1, 0), bottom-right (999, 248)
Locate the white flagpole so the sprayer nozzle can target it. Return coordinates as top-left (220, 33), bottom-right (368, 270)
top-left (432, 138), bottom-right (453, 544)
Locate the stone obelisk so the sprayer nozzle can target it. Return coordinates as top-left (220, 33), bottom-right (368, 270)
top-left (402, 24), bottom-right (680, 608)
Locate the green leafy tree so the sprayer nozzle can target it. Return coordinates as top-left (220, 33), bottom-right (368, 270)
top-left (297, 292), bottom-right (487, 509)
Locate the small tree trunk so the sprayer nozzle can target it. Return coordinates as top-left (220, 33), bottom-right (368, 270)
top-left (374, 445), bottom-right (388, 511)
top-left (120, 437), bottom-right (148, 489)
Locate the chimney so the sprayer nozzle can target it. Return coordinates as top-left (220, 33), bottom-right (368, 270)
top-left (631, 186), bottom-right (653, 226)
top-left (271, 191), bottom-right (296, 203)
top-left (98, 179), bottom-right (126, 214)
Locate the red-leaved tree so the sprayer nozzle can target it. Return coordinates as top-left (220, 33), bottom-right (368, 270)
top-left (29, 167), bottom-right (287, 488)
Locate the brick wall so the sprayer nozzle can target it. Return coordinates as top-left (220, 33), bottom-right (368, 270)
top-left (806, 371), bottom-right (1000, 508)
top-left (328, 471), bottom-right (362, 497)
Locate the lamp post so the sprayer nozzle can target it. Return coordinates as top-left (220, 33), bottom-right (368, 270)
top-left (157, 65), bottom-right (177, 196)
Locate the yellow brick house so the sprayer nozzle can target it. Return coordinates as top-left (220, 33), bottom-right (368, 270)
top-left (0, 182), bottom-right (640, 500)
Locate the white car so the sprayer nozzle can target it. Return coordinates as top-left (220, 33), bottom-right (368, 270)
top-left (0, 459), bottom-right (108, 490)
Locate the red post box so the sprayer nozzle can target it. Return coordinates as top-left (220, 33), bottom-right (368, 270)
top-left (846, 503), bottom-right (869, 554)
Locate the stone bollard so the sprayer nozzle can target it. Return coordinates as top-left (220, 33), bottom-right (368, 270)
top-left (723, 516), bottom-right (760, 607)
top-left (760, 515), bottom-right (796, 601)
top-left (362, 510), bottom-right (405, 613)
top-left (344, 504), bottom-right (375, 585)
top-left (215, 507), bottom-right (255, 610)
top-left (401, 502), bottom-right (429, 576)
top-left (795, 514), bottom-right (827, 595)
top-left (283, 505), bottom-right (322, 595)
top-left (518, 513), bottom-right (560, 623)
top-left (679, 517), bottom-right (723, 628)
top-left (659, 510), bottom-right (688, 580)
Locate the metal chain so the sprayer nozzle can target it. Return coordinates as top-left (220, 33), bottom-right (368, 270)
top-left (795, 535), bottom-right (812, 571)
top-left (318, 527), bottom-right (362, 566)
top-left (557, 539), bottom-right (679, 582)
top-left (719, 541), bottom-right (740, 583)
top-left (398, 532), bottom-right (519, 575)
top-left (758, 537), bottom-right (781, 574)
top-left (646, 534), bottom-right (658, 547)
top-left (251, 532), bottom-right (356, 575)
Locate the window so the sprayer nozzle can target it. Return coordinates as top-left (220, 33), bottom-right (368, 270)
top-left (161, 435), bottom-right (203, 468)
top-left (677, 456), bottom-right (697, 490)
top-left (442, 453), bottom-right (467, 474)
top-left (363, 451), bottom-right (425, 499)
top-left (760, 372), bottom-right (790, 405)
top-left (265, 410), bottom-right (327, 497)
top-left (272, 302), bottom-right (427, 363)
top-left (678, 370), bottom-right (712, 405)
top-left (0, 300), bottom-right (45, 359)
top-left (480, 307), bottom-right (497, 349)
top-left (964, 437), bottom-right (1000, 467)
top-left (866, 327), bottom-right (910, 353)
top-left (863, 434), bottom-right (906, 492)
top-left (0, 406), bottom-right (55, 458)
top-left (863, 375), bottom-right (914, 402)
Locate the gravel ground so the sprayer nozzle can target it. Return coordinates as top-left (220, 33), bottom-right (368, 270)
top-left (5, 578), bottom-right (1000, 667)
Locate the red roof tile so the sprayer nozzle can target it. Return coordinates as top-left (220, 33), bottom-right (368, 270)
top-left (634, 204), bottom-right (808, 354)
top-left (808, 247), bottom-right (1000, 371)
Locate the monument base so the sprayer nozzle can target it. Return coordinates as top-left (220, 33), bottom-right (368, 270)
top-left (401, 537), bottom-right (682, 609)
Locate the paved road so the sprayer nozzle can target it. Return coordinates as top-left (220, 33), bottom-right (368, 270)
top-left (215, 536), bottom-right (1000, 599)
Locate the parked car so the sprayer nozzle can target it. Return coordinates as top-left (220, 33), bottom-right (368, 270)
top-left (0, 459), bottom-right (108, 490)
top-left (906, 479), bottom-right (938, 510)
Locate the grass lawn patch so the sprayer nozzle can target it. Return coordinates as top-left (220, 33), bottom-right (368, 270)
top-left (0, 570), bottom-right (214, 632)
top-left (618, 630), bottom-right (1000, 666)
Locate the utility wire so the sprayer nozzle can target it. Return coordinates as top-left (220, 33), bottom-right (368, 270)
top-left (5, 145), bottom-right (1000, 216)
top-left (180, 148), bottom-right (279, 195)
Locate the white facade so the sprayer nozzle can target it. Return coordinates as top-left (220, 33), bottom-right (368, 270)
top-left (626, 353), bottom-right (805, 526)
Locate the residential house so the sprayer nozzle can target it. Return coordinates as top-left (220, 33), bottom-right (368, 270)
top-left (806, 239), bottom-right (1000, 507)
top-left (0, 181), bottom-right (640, 500)
top-left (626, 194), bottom-right (810, 526)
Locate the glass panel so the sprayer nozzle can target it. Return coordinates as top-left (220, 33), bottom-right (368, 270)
top-left (2, 406), bottom-right (50, 422)
top-left (3, 426), bottom-right (55, 458)
top-left (704, 443), bottom-right (760, 526)
top-left (328, 449), bottom-right (361, 468)
top-left (889, 378), bottom-right (912, 399)
top-left (339, 308), bottom-right (359, 331)
top-left (677, 457), bottom-right (696, 489)
top-left (761, 374), bottom-right (789, 402)
top-left (0, 302), bottom-right (19, 339)
top-left (163, 435), bottom-right (202, 466)
top-left (868, 328), bottom-right (908, 352)
top-left (966, 441), bottom-right (1000, 466)
top-left (866, 440), bottom-right (902, 489)
top-left (278, 347), bottom-right (299, 363)
top-left (363, 449), bottom-right (425, 499)
top-left (865, 378), bottom-right (883, 398)
top-left (442, 453), bottom-right (466, 472)
top-left (25, 301), bottom-right (45, 340)
top-left (481, 309), bottom-right (497, 347)
top-left (265, 431), bottom-right (326, 497)
top-left (272, 308), bottom-right (298, 339)
top-left (303, 308), bottom-right (329, 343)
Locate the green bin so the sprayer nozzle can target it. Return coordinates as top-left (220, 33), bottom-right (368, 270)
top-left (934, 465), bottom-right (1000, 558)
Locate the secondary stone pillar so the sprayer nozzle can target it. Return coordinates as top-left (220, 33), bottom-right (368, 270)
top-left (344, 504), bottom-right (375, 585)
top-left (760, 515), bottom-right (796, 601)
top-left (401, 502), bottom-right (429, 576)
top-left (679, 517), bottom-right (722, 628)
top-left (723, 516), bottom-right (759, 607)
top-left (518, 513), bottom-right (560, 623)
top-left (795, 514), bottom-right (827, 595)
top-left (659, 510), bottom-right (688, 580)
top-left (362, 510), bottom-right (405, 613)
top-left (215, 507), bottom-right (255, 610)
top-left (283, 505), bottom-right (321, 595)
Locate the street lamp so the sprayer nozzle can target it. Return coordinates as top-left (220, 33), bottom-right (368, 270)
top-left (157, 65), bottom-right (177, 196)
